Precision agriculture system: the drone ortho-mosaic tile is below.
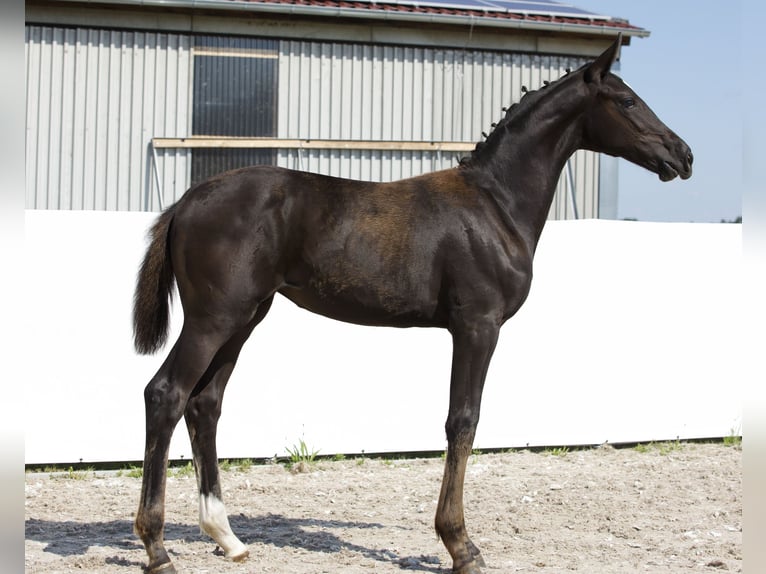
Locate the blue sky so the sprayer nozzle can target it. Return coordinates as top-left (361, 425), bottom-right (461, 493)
top-left (571, 1), bottom-right (743, 222)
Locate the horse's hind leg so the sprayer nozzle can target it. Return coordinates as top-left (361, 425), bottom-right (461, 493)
top-left (183, 296), bottom-right (274, 561)
top-left (135, 315), bottom-right (251, 574)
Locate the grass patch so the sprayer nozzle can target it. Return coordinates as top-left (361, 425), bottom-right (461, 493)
top-left (65, 466), bottom-right (95, 480)
top-left (632, 440), bottom-right (685, 455)
top-left (120, 465), bottom-right (143, 478)
top-left (29, 465), bottom-right (96, 479)
top-left (544, 446), bottom-right (569, 457)
top-left (285, 439), bottom-right (320, 473)
top-left (723, 426), bottom-right (742, 447)
top-left (168, 461), bottom-right (195, 478)
top-left (658, 440), bottom-right (683, 455)
top-left (723, 435), bottom-right (742, 447)
top-left (44, 466), bottom-right (95, 480)
top-left (218, 458), bottom-right (257, 472)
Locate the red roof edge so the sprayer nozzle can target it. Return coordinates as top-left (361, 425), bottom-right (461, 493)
top-left (230, 0), bottom-right (646, 33)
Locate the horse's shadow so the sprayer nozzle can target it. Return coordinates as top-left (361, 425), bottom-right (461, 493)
top-left (25, 513), bottom-right (446, 572)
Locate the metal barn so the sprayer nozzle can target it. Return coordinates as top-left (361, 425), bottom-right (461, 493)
top-left (25, 0), bottom-right (647, 218)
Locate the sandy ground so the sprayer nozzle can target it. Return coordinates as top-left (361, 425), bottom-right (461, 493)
top-left (25, 442), bottom-right (741, 573)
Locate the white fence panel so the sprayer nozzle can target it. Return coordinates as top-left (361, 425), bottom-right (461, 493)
top-left (24, 212), bottom-right (742, 464)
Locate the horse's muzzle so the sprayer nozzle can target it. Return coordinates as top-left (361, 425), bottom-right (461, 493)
top-left (659, 144), bottom-right (693, 182)
top-left (682, 149), bottom-right (694, 179)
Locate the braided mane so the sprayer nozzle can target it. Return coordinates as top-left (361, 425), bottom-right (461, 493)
top-left (458, 65), bottom-right (580, 169)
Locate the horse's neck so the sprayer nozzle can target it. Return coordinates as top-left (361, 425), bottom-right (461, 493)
top-left (475, 84), bottom-right (586, 251)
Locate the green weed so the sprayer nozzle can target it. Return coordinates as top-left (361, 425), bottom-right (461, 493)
top-left (44, 466), bottom-right (95, 480)
top-left (545, 447), bottom-right (569, 457)
top-left (123, 465), bottom-right (143, 478)
top-left (168, 461), bottom-right (195, 478)
top-left (723, 426), bottom-right (742, 447)
top-left (658, 440), bottom-right (683, 455)
top-left (66, 466), bottom-right (94, 480)
top-left (632, 441), bottom-right (684, 455)
top-left (286, 439), bottom-right (320, 472)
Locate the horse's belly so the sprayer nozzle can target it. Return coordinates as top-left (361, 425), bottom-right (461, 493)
top-left (278, 273), bottom-right (445, 329)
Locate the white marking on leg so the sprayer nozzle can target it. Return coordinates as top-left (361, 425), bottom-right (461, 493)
top-left (199, 493), bottom-right (249, 560)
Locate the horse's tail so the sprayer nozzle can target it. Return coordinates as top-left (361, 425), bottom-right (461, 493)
top-left (133, 204), bottom-right (177, 355)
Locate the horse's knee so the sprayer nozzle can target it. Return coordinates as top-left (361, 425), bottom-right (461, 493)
top-left (445, 413), bottom-right (479, 445)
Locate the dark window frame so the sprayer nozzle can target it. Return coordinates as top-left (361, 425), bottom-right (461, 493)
top-left (191, 35), bottom-right (278, 184)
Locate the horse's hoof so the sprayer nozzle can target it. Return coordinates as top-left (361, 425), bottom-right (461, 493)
top-left (229, 549), bottom-right (250, 563)
top-left (466, 539), bottom-right (485, 567)
top-left (452, 559), bottom-right (483, 574)
top-left (146, 561), bottom-right (177, 574)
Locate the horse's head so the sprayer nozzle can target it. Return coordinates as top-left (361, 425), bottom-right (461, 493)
top-left (580, 35), bottom-right (693, 182)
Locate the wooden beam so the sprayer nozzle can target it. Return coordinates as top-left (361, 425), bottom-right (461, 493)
top-left (152, 137), bottom-right (475, 152)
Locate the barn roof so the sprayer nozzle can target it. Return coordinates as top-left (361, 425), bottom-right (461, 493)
top-left (49, 0), bottom-right (649, 38)
top-left (228, 0), bottom-right (647, 35)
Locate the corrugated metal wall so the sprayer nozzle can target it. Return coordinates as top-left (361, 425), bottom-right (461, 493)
top-left (276, 40), bottom-right (599, 218)
top-left (25, 26), bottom-right (191, 211)
top-left (25, 25), bottom-right (600, 217)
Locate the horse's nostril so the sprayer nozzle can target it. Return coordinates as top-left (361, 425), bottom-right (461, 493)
top-left (687, 151), bottom-right (694, 167)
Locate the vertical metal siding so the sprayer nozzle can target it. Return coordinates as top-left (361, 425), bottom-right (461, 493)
top-left (26, 24), bottom-right (600, 218)
top-left (25, 26), bottom-right (191, 211)
top-left (276, 40), bottom-right (598, 219)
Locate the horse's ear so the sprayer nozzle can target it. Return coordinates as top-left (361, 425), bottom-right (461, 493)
top-left (584, 33), bottom-right (622, 84)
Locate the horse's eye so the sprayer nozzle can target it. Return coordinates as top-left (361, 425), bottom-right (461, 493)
top-left (621, 97), bottom-right (636, 109)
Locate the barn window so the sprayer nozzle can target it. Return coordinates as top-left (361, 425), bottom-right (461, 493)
top-left (191, 36), bottom-right (278, 184)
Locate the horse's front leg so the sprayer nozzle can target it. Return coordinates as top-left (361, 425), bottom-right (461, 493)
top-left (435, 315), bottom-right (500, 574)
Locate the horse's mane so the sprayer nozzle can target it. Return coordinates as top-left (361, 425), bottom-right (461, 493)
top-left (458, 64), bottom-right (582, 169)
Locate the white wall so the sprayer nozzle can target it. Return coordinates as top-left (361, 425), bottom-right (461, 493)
top-left (24, 211), bottom-right (743, 464)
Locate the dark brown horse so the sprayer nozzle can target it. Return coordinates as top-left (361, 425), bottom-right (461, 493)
top-left (132, 36), bottom-right (692, 574)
